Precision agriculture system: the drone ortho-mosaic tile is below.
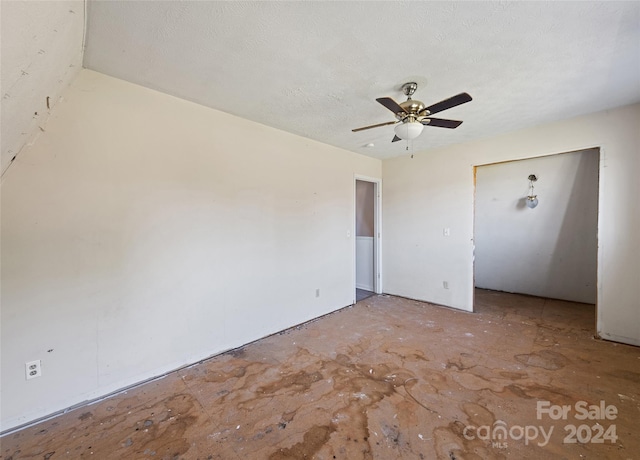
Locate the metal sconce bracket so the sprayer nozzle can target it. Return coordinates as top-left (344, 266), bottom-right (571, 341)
top-left (526, 174), bottom-right (539, 208)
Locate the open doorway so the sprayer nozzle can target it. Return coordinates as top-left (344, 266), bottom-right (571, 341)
top-left (355, 177), bottom-right (381, 302)
top-left (473, 148), bottom-right (600, 330)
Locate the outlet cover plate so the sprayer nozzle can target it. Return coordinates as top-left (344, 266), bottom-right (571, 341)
top-left (26, 360), bottom-right (42, 380)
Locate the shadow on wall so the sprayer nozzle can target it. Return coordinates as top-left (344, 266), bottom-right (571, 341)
top-left (546, 149), bottom-right (599, 302)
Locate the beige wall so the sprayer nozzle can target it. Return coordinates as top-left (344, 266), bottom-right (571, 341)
top-left (0, 70), bottom-right (381, 431)
top-left (383, 103), bottom-right (640, 346)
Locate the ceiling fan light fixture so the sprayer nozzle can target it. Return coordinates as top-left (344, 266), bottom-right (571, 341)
top-left (394, 121), bottom-right (424, 140)
top-left (351, 83), bottom-right (472, 143)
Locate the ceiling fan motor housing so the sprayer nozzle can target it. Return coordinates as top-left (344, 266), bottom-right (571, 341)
top-left (397, 100), bottom-right (428, 120)
top-left (396, 82), bottom-right (428, 120)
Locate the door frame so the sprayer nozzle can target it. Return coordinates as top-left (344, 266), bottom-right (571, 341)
top-left (354, 175), bottom-right (382, 300)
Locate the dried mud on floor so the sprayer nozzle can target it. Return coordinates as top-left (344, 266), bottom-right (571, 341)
top-left (2, 290), bottom-right (639, 459)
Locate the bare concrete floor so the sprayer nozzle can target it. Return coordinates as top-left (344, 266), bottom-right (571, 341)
top-left (2, 290), bottom-right (639, 459)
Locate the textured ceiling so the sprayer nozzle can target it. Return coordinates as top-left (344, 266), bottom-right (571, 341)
top-left (84, 1), bottom-right (640, 160)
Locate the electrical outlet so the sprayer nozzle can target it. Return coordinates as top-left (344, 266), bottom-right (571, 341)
top-left (443, 228), bottom-right (451, 237)
top-left (26, 360), bottom-right (42, 380)
top-left (443, 281), bottom-right (449, 289)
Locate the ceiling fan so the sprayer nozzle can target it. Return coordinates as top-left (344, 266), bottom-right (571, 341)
top-left (352, 82), bottom-right (472, 142)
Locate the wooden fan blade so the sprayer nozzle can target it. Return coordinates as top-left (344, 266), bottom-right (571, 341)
top-left (424, 93), bottom-right (472, 116)
top-left (392, 135), bottom-right (401, 142)
top-left (376, 97), bottom-right (407, 114)
top-left (422, 118), bottom-right (463, 129)
top-left (352, 120), bottom-right (397, 132)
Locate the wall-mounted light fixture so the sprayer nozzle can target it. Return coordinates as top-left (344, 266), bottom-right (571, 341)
top-left (526, 174), bottom-right (539, 208)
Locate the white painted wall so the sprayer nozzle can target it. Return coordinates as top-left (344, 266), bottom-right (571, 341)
top-left (0, 0), bottom-right (84, 174)
top-left (356, 237), bottom-right (374, 291)
top-left (383, 103), bottom-right (640, 346)
top-left (475, 150), bottom-right (599, 303)
top-left (0, 70), bottom-right (381, 431)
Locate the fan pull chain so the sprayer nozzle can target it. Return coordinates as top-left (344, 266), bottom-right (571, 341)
top-left (407, 139), bottom-right (414, 158)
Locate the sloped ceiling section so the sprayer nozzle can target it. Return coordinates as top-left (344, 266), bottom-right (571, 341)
top-left (83, 1), bottom-right (640, 160)
top-left (1, 0), bottom-right (85, 175)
